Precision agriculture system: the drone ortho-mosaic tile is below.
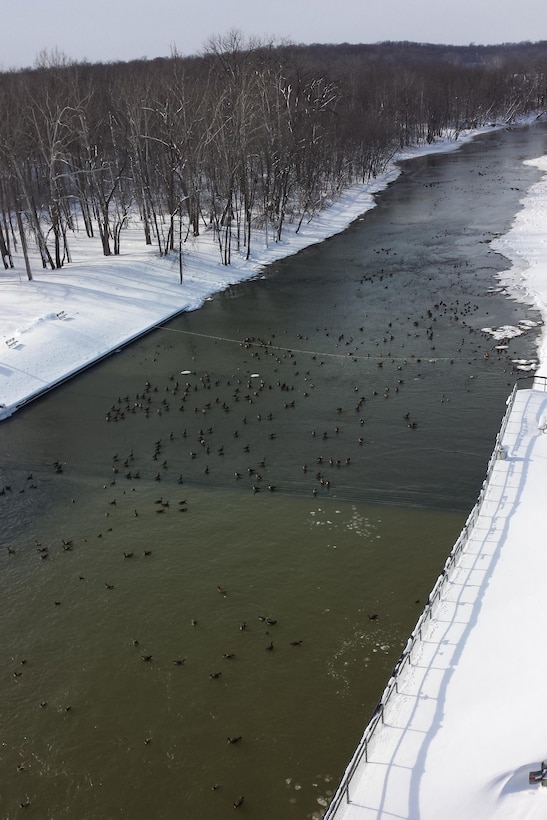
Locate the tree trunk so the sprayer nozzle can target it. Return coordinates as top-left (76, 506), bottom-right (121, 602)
top-left (15, 211), bottom-right (32, 281)
top-left (0, 222), bottom-right (13, 269)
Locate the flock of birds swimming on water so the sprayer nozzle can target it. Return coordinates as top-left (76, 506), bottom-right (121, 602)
top-left (96, 292), bottom-right (519, 499)
top-left (1, 269), bottom-right (533, 815)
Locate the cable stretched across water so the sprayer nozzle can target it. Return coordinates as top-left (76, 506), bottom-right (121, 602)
top-left (157, 324), bottom-right (475, 363)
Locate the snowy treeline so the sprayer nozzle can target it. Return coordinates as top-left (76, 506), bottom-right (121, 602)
top-left (1, 34), bottom-right (546, 278)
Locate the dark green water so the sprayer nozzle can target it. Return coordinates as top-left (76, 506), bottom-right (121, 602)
top-left (0, 123), bottom-right (546, 819)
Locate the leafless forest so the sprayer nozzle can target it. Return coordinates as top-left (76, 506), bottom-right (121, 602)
top-left (1, 34), bottom-right (547, 279)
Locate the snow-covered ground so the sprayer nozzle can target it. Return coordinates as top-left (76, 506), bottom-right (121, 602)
top-left (0, 120), bottom-right (536, 422)
top-left (3, 116), bottom-right (547, 819)
top-left (491, 154), bottom-right (547, 377)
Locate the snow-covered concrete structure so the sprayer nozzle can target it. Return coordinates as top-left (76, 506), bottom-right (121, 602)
top-left (326, 376), bottom-right (547, 820)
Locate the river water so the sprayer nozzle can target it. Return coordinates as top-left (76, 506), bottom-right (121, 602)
top-left (1, 123), bottom-right (546, 820)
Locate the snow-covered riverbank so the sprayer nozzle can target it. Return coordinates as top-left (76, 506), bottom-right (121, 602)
top-left (490, 153), bottom-right (547, 375)
top-left (2, 119), bottom-right (541, 421)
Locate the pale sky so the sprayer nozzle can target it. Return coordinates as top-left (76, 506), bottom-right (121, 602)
top-left (3, 0), bottom-right (546, 70)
